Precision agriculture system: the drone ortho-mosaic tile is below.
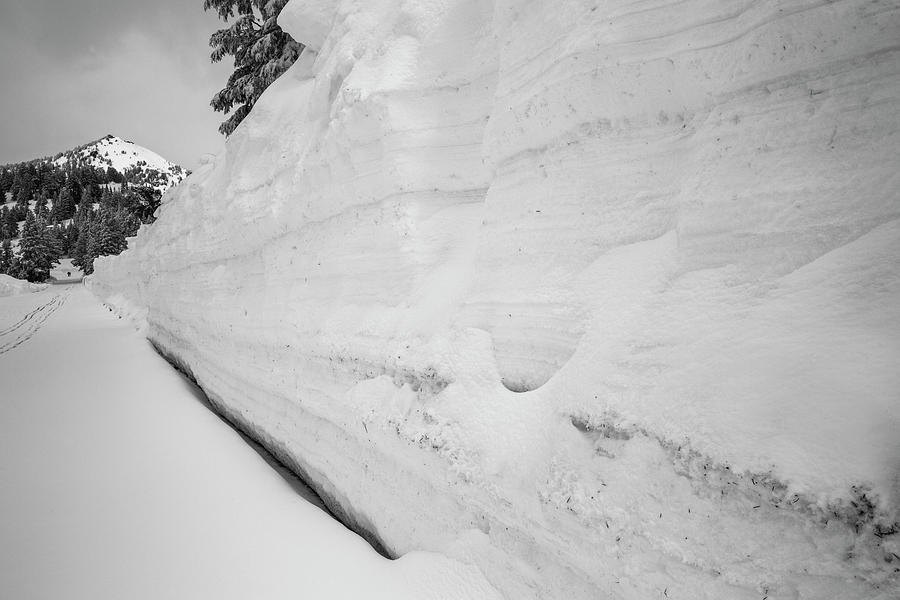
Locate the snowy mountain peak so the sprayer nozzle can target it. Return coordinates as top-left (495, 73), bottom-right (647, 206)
top-left (51, 135), bottom-right (187, 193)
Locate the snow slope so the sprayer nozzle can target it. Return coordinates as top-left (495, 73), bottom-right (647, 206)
top-left (0, 286), bottom-right (500, 600)
top-left (52, 134), bottom-right (187, 192)
top-left (90, 0), bottom-right (900, 598)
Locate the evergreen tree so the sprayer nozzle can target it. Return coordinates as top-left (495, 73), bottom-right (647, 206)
top-left (99, 187), bottom-right (114, 212)
top-left (15, 185), bottom-right (32, 211)
top-left (65, 174), bottom-right (83, 207)
top-left (116, 209), bottom-right (141, 238)
top-left (2, 207), bottom-right (19, 239)
top-left (0, 169), bottom-right (9, 201)
top-left (99, 212), bottom-right (127, 254)
top-left (106, 166), bottom-right (123, 183)
top-left (129, 186), bottom-right (162, 223)
top-left (0, 207), bottom-right (9, 240)
top-left (0, 239), bottom-right (12, 275)
top-left (53, 187), bottom-right (76, 221)
top-left (48, 224), bottom-right (65, 258)
top-left (71, 222), bottom-right (91, 273)
top-left (74, 193), bottom-right (94, 227)
top-left (34, 194), bottom-right (48, 218)
top-left (85, 180), bottom-right (102, 205)
top-left (204, 0), bottom-right (303, 135)
top-left (17, 211), bottom-right (59, 282)
top-left (62, 222), bottom-right (80, 255)
top-left (12, 164), bottom-right (34, 200)
top-left (37, 162), bottom-right (58, 197)
top-left (71, 211), bottom-right (126, 276)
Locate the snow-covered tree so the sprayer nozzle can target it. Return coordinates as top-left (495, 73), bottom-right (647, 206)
top-left (34, 194), bottom-right (48, 218)
top-left (65, 174), bottom-right (82, 207)
top-left (17, 211), bottom-right (60, 282)
top-left (53, 187), bottom-right (76, 221)
top-left (0, 239), bottom-right (13, 275)
top-left (0, 207), bottom-right (11, 240)
top-left (204, 0), bottom-right (303, 135)
top-left (70, 223), bottom-right (91, 274)
top-left (72, 212), bottom-right (128, 276)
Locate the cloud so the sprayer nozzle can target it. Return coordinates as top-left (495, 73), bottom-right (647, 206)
top-left (0, 0), bottom-right (232, 169)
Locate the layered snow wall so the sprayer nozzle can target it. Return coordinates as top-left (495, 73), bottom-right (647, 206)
top-left (90, 1), bottom-right (900, 598)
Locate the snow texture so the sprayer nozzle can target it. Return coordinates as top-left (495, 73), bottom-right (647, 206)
top-left (0, 287), bottom-right (501, 600)
top-left (90, 1), bottom-right (900, 598)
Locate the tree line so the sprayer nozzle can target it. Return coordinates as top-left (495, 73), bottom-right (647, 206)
top-left (0, 160), bottom-right (161, 282)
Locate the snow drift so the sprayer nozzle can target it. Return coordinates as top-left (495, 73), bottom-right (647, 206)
top-left (0, 274), bottom-right (46, 297)
top-left (90, 0), bottom-right (900, 597)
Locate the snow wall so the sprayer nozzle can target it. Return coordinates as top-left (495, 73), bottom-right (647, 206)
top-left (90, 1), bottom-right (900, 598)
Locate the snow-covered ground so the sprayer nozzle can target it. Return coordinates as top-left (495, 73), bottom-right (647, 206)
top-left (0, 285), bottom-right (499, 599)
top-left (89, 0), bottom-right (900, 598)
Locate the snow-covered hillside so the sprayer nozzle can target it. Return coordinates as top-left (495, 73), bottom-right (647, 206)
top-left (52, 134), bottom-right (187, 192)
top-left (90, 1), bottom-right (900, 598)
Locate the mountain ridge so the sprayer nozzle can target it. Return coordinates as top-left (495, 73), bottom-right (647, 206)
top-left (2, 134), bottom-right (188, 195)
top-left (50, 134), bottom-right (188, 193)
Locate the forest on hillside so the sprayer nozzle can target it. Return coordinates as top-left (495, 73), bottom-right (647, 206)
top-left (0, 159), bottom-right (162, 282)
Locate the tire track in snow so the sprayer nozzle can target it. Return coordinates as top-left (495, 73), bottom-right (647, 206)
top-left (0, 295), bottom-right (60, 336)
top-left (0, 292), bottom-right (69, 355)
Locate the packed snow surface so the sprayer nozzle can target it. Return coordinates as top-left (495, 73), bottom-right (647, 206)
top-left (91, 0), bottom-right (900, 598)
top-left (0, 286), bottom-right (500, 599)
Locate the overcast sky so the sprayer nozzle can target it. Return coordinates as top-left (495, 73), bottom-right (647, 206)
top-left (0, 1), bottom-right (234, 169)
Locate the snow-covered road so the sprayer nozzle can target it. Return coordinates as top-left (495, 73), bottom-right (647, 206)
top-left (0, 285), bottom-right (498, 600)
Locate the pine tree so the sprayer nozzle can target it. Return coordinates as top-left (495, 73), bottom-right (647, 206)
top-left (71, 222), bottom-right (91, 273)
top-left (0, 239), bottom-right (12, 275)
top-left (106, 166), bottom-right (123, 183)
top-left (53, 187), bottom-right (75, 221)
top-left (85, 180), bottom-right (102, 205)
top-left (127, 186), bottom-right (162, 223)
top-left (43, 219), bottom-right (63, 265)
top-left (48, 224), bottom-right (67, 258)
top-left (65, 174), bottom-right (82, 207)
top-left (0, 207), bottom-right (9, 240)
top-left (63, 222), bottom-right (79, 256)
top-left (126, 211), bottom-right (141, 237)
top-left (73, 212), bottom-right (127, 276)
top-left (15, 185), bottom-right (32, 211)
top-left (74, 195), bottom-right (94, 227)
top-left (3, 208), bottom-right (18, 239)
top-left (17, 210), bottom-right (59, 282)
top-left (204, 0), bottom-right (303, 135)
top-left (34, 194), bottom-right (48, 218)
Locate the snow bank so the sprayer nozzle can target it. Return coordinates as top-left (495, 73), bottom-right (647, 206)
top-left (90, 0), bottom-right (900, 597)
top-left (0, 274), bottom-right (47, 297)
